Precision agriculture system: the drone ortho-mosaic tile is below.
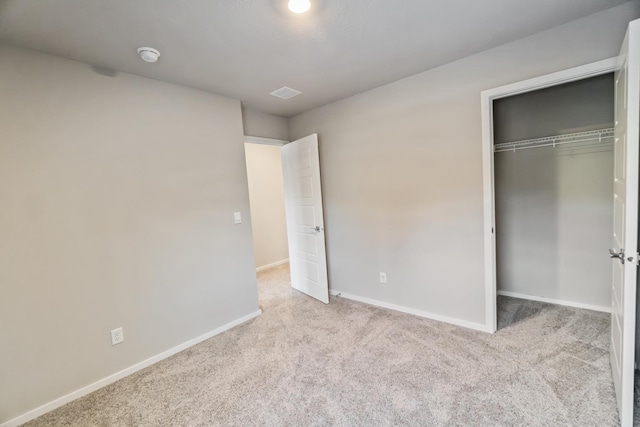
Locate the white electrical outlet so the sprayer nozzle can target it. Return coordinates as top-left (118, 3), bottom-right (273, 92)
top-left (379, 272), bottom-right (387, 283)
top-left (110, 327), bottom-right (124, 346)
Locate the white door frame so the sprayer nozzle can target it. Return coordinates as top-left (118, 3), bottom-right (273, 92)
top-left (481, 57), bottom-right (619, 333)
top-left (244, 135), bottom-right (289, 146)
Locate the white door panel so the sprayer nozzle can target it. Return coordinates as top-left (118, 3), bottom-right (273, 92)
top-left (610, 18), bottom-right (640, 427)
top-left (282, 134), bottom-right (329, 304)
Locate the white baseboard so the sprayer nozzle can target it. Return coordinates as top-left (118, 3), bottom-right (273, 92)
top-left (497, 290), bottom-right (611, 313)
top-left (329, 290), bottom-right (492, 333)
top-left (256, 258), bottom-right (289, 272)
top-left (0, 309), bottom-right (262, 427)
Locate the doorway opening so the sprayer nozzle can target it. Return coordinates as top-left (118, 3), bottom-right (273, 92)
top-left (244, 134), bottom-right (330, 305)
top-left (481, 58), bottom-right (618, 332)
top-left (244, 137), bottom-right (291, 296)
top-left (493, 73), bottom-right (615, 327)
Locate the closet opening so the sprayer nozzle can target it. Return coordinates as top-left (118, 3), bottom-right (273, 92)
top-left (493, 73), bottom-right (615, 330)
top-left (481, 58), bottom-right (620, 334)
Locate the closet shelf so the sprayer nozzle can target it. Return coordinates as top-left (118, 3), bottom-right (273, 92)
top-left (494, 128), bottom-right (614, 153)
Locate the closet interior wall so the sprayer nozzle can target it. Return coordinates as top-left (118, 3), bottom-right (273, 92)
top-left (494, 74), bottom-right (614, 310)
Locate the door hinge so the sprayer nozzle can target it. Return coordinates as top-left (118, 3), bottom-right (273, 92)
top-left (627, 252), bottom-right (640, 266)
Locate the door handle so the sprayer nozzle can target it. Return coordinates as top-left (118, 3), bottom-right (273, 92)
top-left (609, 248), bottom-right (625, 264)
top-left (309, 226), bottom-right (322, 232)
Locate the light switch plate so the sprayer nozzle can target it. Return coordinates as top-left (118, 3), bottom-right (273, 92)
top-left (234, 212), bottom-right (242, 224)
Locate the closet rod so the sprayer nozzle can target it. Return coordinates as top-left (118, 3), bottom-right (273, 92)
top-left (494, 128), bottom-right (614, 153)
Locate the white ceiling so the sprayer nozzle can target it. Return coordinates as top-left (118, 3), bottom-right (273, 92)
top-left (0, 0), bottom-right (628, 117)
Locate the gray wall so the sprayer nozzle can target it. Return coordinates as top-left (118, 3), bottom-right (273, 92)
top-left (494, 75), bottom-right (614, 309)
top-left (244, 143), bottom-right (289, 268)
top-left (0, 45), bottom-right (259, 423)
top-left (495, 149), bottom-right (613, 307)
top-left (494, 74), bottom-right (615, 142)
top-left (241, 107), bottom-right (290, 141)
top-left (289, 3), bottom-right (639, 326)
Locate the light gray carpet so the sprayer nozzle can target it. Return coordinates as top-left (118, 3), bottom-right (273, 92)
top-left (25, 264), bottom-right (618, 426)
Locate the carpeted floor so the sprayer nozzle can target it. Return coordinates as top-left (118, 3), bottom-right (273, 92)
top-left (25, 263), bottom-right (619, 426)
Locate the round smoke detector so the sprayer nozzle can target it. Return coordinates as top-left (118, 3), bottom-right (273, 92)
top-left (137, 47), bottom-right (160, 63)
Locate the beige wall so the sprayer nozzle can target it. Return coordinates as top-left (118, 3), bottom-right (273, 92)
top-left (0, 45), bottom-right (259, 423)
top-left (289, 3), bottom-right (640, 326)
top-left (244, 144), bottom-right (289, 268)
top-left (241, 107), bottom-right (290, 141)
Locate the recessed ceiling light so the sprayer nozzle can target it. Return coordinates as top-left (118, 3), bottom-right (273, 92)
top-left (270, 86), bottom-right (302, 99)
top-left (137, 47), bottom-right (160, 63)
top-left (288, 0), bottom-right (310, 13)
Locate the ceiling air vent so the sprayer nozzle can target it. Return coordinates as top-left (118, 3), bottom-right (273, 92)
top-left (270, 86), bottom-right (302, 99)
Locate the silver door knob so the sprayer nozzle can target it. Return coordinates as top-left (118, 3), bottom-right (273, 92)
top-left (609, 248), bottom-right (625, 264)
top-left (309, 226), bottom-right (321, 232)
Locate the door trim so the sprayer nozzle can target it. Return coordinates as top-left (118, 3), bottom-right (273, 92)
top-left (480, 57), bottom-right (618, 333)
top-left (244, 135), bottom-right (289, 146)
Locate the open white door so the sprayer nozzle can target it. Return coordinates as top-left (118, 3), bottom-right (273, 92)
top-left (281, 134), bottom-right (329, 304)
top-left (610, 18), bottom-right (640, 427)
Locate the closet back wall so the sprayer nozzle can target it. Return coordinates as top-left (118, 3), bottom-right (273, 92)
top-left (494, 74), bottom-right (614, 310)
